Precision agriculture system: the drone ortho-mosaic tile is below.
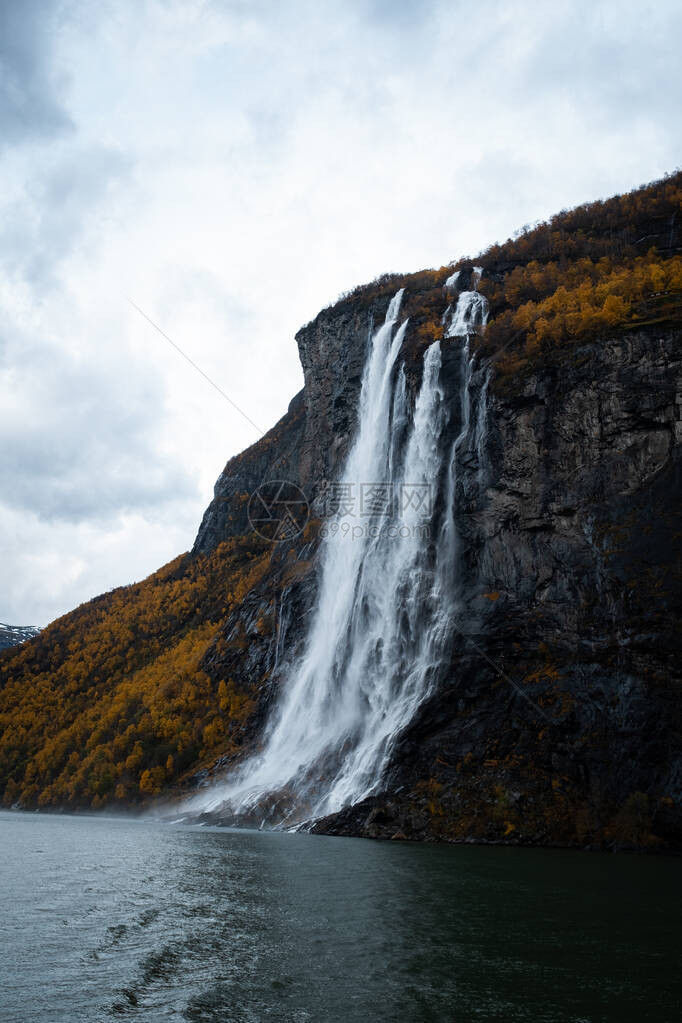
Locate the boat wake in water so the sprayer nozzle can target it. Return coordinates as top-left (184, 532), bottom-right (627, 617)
top-left (189, 281), bottom-right (489, 827)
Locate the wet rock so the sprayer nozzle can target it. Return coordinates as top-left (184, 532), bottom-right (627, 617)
top-left (194, 300), bottom-right (682, 851)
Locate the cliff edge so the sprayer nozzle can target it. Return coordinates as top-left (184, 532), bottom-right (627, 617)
top-left (1, 172), bottom-right (680, 852)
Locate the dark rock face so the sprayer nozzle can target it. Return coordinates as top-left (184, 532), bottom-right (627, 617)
top-left (193, 294), bottom-right (681, 851)
top-left (295, 297), bottom-right (393, 489)
top-left (193, 295), bottom-right (396, 555)
top-left (314, 328), bottom-right (682, 850)
top-left (0, 624), bottom-right (39, 651)
top-left (193, 391), bottom-right (307, 554)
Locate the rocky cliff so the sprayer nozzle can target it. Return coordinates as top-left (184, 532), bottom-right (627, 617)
top-left (312, 327), bottom-right (682, 849)
top-left (1, 172), bottom-right (680, 850)
top-left (191, 308), bottom-right (681, 850)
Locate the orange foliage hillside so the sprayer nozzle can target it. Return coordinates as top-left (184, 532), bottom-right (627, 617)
top-left (1, 170), bottom-right (680, 812)
top-left (0, 535), bottom-right (269, 809)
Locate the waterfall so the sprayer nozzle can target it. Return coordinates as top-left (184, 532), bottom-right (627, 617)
top-left (442, 264), bottom-right (488, 338)
top-left (195, 284), bottom-right (489, 826)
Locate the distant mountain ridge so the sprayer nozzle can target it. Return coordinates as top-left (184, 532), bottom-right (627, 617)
top-left (0, 624), bottom-right (40, 652)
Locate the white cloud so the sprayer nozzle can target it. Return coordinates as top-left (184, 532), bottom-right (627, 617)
top-left (1, 0), bottom-right (681, 624)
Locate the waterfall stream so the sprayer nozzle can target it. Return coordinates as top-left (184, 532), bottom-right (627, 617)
top-left (195, 281), bottom-right (490, 826)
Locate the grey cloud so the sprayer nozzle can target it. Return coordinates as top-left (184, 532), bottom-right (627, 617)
top-left (0, 0), bottom-right (73, 146)
top-left (0, 145), bottom-right (132, 288)
top-left (363, 0), bottom-right (441, 28)
top-left (2, 0), bottom-right (680, 629)
top-left (498, 3), bottom-right (682, 123)
top-left (0, 2), bottom-right (132, 291)
top-left (0, 329), bottom-right (198, 524)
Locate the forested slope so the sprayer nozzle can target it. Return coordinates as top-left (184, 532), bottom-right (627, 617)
top-left (1, 171), bottom-right (680, 836)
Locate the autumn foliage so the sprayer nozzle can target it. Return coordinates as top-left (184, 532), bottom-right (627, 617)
top-left (0, 535), bottom-right (270, 810)
top-left (321, 172), bottom-right (682, 380)
top-left (484, 252), bottom-right (682, 358)
top-left (474, 170), bottom-right (682, 372)
top-left (1, 171), bottom-right (680, 813)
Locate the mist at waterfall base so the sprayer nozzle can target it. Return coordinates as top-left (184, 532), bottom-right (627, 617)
top-left (188, 282), bottom-right (490, 827)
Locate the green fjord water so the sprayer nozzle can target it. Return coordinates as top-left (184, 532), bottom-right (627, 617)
top-left (0, 810), bottom-right (679, 1022)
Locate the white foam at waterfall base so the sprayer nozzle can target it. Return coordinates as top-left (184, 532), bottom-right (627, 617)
top-left (192, 288), bottom-right (486, 825)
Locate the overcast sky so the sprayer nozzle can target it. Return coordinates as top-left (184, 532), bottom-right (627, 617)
top-left (1, 0), bottom-right (680, 626)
